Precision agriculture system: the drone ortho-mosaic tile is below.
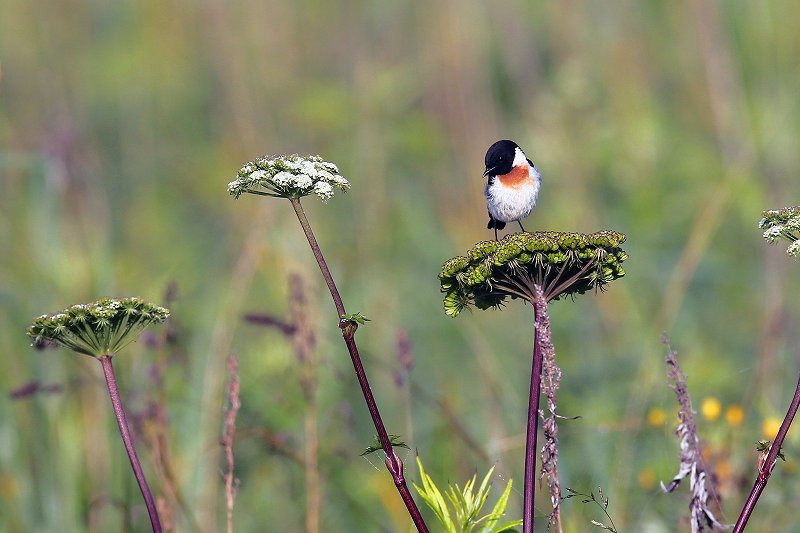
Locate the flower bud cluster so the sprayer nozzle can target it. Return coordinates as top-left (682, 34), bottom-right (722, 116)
top-left (28, 297), bottom-right (170, 358)
top-left (439, 231), bottom-right (627, 317)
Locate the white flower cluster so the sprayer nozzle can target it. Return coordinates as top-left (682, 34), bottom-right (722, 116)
top-left (759, 206), bottom-right (800, 258)
top-left (762, 224), bottom-right (785, 242)
top-left (228, 154), bottom-right (349, 201)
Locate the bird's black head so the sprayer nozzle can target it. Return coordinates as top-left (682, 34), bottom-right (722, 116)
top-left (483, 139), bottom-right (519, 177)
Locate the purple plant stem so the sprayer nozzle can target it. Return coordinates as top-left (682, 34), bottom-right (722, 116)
top-left (99, 355), bottom-right (162, 533)
top-left (523, 302), bottom-right (544, 533)
top-left (733, 370), bottom-right (800, 532)
top-left (289, 197), bottom-right (429, 533)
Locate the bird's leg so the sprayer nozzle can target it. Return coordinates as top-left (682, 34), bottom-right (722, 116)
top-left (517, 221), bottom-right (526, 233)
top-left (494, 226), bottom-right (499, 241)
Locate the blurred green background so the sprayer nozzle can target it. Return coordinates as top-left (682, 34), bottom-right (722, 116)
top-left (2, 0), bottom-right (800, 531)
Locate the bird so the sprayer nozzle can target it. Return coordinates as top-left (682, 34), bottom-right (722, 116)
top-left (483, 139), bottom-right (542, 240)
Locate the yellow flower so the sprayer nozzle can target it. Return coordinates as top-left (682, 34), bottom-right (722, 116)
top-left (762, 417), bottom-right (783, 438)
top-left (701, 397), bottom-right (722, 421)
top-left (715, 459), bottom-right (733, 485)
top-left (647, 407), bottom-right (666, 427)
top-left (725, 405), bottom-right (745, 427)
top-left (637, 468), bottom-right (656, 490)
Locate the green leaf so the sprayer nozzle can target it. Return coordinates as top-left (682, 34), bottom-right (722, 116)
top-left (360, 434), bottom-right (409, 456)
top-left (483, 477), bottom-right (514, 532)
top-left (415, 456), bottom-right (520, 533)
top-left (341, 311), bottom-right (370, 325)
top-left (492, 521), bottom-right (522, 533)
top-left (414, 456), bottom-right (456, 532)
top-left (757, 439), bottom-right (786, 461)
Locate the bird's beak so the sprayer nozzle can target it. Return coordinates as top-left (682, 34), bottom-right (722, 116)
top-left (482, 166), bottom-right (495, 178)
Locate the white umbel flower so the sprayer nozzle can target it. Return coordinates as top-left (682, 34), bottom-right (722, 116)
top-left (760, 206), bottom-right (800, 258)
top-left (313, 181), bottom-right (334, 200)
top-left (228, 154), bottom-right (350, 201)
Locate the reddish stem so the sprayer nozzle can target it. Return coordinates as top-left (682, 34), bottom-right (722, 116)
top-left (100, 355), bottom-right (162, 533)
top-left (523, 302), bottom-right (544, 533)
top-left (289, 197), bottom-right (429, 532)
top-left (733, 370), bottom-right (800, 532)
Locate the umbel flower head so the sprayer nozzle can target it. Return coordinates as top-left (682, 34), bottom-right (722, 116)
top-left (760, 206), bottom-right (800, 257)
top-left (28, 297), bottom-right (170, 358)
top-left (228, 154), bottom-right (349, 201)
top-left (439, 231), bottom-right (627, 317)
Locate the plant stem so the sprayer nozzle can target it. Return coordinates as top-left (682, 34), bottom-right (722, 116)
top-left (223, 355), bottom-right (241, 533)
top-left (733, 370), bottom-right (800, 532)
top-left (289, 274), bottom-right (321, 533)
top-left (288, 197), bottom-right (429, 533)
top-left (523, 301), bottom-right (544, 533)
top-left (289, 197), bottom-right (346, 317)
top-left (99, 355), bottom-right (162, 533)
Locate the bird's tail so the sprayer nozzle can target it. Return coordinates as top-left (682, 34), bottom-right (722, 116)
top-left (487, 217), bottom-right (506, 230)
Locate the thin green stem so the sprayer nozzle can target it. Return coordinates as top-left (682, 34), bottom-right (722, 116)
top-left (288, 197), bottom-right (429, 533)
top-left (492, 281), bottom-right (534, 301)
top-left (245, 190), bottom-right (284, 197)
top-left (100, 355), bottom-right (162, 533)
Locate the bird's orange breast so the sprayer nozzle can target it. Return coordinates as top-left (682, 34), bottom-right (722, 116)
top-left (496, 165), bottom-right (532, 188)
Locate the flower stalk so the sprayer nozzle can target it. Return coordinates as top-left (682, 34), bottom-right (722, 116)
top-left (101, 355), bottom-right (163, 533)
top-left (229, 155), bottom-right (427, 531)
top-left (439, 231), bottom-right (627, 532)
top-left (27, 297), bottom-right (170, 533)
top-left (734, 206), bottom-right (800, 530)
top-left (289, 197), bottom-right (429, 532)
top-left (523, 299), bottom-right (544, 533)
top-left (733, 371), bottom-right (800, 532)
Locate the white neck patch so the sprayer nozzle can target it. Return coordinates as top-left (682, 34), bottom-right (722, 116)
top-left (512, 146), bottom-right (528, 167)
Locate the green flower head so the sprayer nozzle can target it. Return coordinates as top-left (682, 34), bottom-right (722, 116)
top-left (28, 297), bottom-right (170, 358)
top-left (439, 231), bottom-right (627, 317)
top-left (760, 206), bottom-right (800, 257)
top-left (228, 154), bottom-right (349, 201)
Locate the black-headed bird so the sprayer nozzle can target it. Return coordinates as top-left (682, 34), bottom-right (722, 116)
top-left (483, 139), bottom-right (542, 240)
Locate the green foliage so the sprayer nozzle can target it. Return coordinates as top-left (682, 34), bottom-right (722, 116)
top-left (360, 434), bottom-right (409, 456)
top-left (756, 440), bottom-right (786, 462)
top-left (27, 298), bottom-right (170, 358)
top-left (760, 206), bottom-right (800, 257)
top-left (340, 311), bottom-right (371, 326)
top-left (228, 154), bottom-right (349, 201)
top-left (413, 456), bottom-right (522, 533)
top-left (439, 231), bottom-right (627, 317)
